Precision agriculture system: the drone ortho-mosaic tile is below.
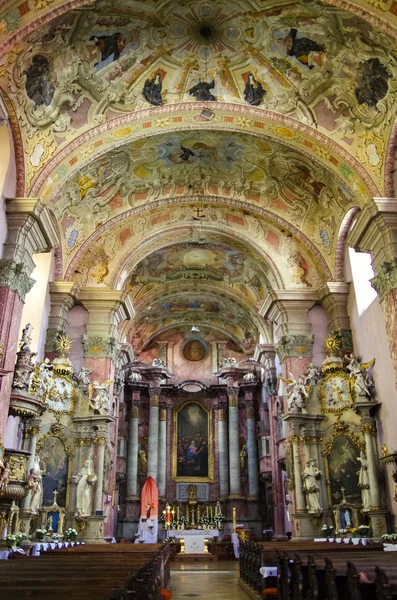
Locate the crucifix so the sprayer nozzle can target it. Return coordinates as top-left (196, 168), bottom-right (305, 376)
top-left (53, 489), bottom-right (59, 505)
top-left (193, 206), bottom-right (205, 219)
top-left (340, 486), bottom-right (347, 503)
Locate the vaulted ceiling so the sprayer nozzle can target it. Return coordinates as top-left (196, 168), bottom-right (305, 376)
top-left (1, 0), bottom-right (397, 353)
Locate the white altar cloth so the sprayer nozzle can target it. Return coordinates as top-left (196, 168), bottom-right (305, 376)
top-left (0, 541), bottom-right (83, 559)
top-left (167, 529), bottom-right (219, 538)
top-left (260, 566), bottom-right (278, 578)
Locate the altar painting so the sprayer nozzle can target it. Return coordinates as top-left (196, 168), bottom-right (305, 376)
top-left (173, 401), bottom-right (213, 481)
top-left (326, 434), bottom-right (361, 505)
top-left (38, 437), bottom-right (69, 507)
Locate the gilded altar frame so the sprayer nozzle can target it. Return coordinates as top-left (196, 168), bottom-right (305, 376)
top-left (36, 428), bottom-right (74, 510)
top-left (322, 421), bottom-right (364, 506)
top-left (172, 399), bottom-right (214, 482)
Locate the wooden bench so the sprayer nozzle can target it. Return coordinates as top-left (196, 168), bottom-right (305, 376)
top-left (0, 542), bottom-right (171, 600)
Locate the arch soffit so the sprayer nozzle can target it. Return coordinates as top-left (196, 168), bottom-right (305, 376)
top-left (1, 0), bottom-right (397, 64)
top-left (63, 198), bottom-right (333, 287)
top-left (34, 104), bottom-right (379, 202)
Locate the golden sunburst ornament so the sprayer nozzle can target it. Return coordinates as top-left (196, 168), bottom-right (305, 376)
top-left (324, 334), bottom-right (341, 355)
top-left (55, 334), bottom-right (72, 357)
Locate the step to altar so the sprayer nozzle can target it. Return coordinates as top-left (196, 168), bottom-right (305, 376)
top-left (175, 553), bottom-right (218, 562)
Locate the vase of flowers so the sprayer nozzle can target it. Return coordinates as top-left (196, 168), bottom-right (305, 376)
top-left (65, 528), bottom-right (78, 541)
top-left (337, 528), bottom-right (347, 540)
top-left (16, 533), bottom-right (28, 546)
top-left (5, 534), bottom-right (17, 549)
top-left (358, 525), bottom-right (370, 538)
top-left (36, 529), bottom-right (47, 541)
top-left (382, 533), bottom-right (397, 544)
top-left (321, 524), bottom-right (334, 539)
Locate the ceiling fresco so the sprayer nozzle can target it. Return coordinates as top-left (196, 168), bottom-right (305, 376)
top-left (1, 0), bottom-right (397, 357)
top-left (1, 0), bottom-right (397, 196)
top-left (127, 290), bottom-right (262, 355)
top-left (49, 130), bottom-right (357, 275)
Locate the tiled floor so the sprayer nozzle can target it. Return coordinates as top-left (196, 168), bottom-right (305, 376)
top-left (170, 562), bottom-right (252, 599)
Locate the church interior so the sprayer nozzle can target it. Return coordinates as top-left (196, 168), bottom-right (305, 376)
top-left (1, 0), bottom-right (397, 597)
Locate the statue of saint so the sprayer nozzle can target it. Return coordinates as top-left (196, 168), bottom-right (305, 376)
top-left (302, 459), bottom-right (322, 513)
top-left (29, 456), bottom-right (43, 513)
top-left (357, 452), bottom-right (371, 512)
top-left (240, 445), bottom-right (247, 473)
top-left (0, 459), bottom-right (11, 491)
top-left (346, 355), bottom-right (373, 399)
top-left (20, 323), bottom-right (33, 351)
top-left (284, 374), bottom-right (309, 412)
top-left (75, 457), bottom-right (97, 517)
top-left (138, 448), bottom-right (147, 474)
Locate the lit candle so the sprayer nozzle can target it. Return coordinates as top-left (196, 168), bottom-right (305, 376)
top-left (233, 507), bottom-right (236, 533)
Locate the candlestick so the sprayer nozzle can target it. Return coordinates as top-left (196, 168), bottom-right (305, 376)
top-left (206, 506), bottom-right (209, 518)
top-left (197, 505), bottom-right (200, 521)
top-left (233, 507), bottom-right (236, 533)
top-left (210, 506), bottom-right (213, 519)
top-left (177, 506), bottom-right (180, 519)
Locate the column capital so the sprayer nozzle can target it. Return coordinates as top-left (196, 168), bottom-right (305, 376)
top-left (227, 390), bottom-right (239, 407)
top-left (80, 288), bottom-right (134, 339)
top-left (82, 334), bottom-right (121, 361)
top-left (347, 198), bottom-right (397, 272)
top-left (45, 282), bottom-right (81, 352)
top-left (371, 259), bottom-right (397, 302)
top-left (318, 282), bottom-right (351, 333)
top-left (4, 198), bottom-right (59, 274)
top-left (0, 259), bottom-right (35, 301)
top-left (275, 333), bottom-right (313, 363)
top-left (260, 289), bottom-right (317, 338)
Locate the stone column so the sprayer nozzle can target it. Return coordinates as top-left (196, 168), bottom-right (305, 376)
top-left (291, 438), bottom-right (305, 512)
top-left (158, 406), bottom-right (167, 498)
top-left (21, 423), bottom-right (40, 510)
top-left (241, 386), bottom-right (259, 499)
top-left (318, 283), bottom-right (353, 354)
top-left (44, 282), bottom-right (80, 359)
top-left (0, 199), bottom-right (58, 437)
top-left (218, 405), bottom-right (229, 498)
top-left (227, 389), bottom-right (241, 498)
top-left (126, 405), bottom-right (139, 499)
top-left (94, 438), bottom-right (106, 513)
top-left (147, 390), bottom-right (160, 483)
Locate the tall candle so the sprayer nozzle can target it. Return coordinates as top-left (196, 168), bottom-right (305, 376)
top-left (206, 506), bottom-right (209, 518)
top-left (177, 506), bottom-right (180, 519)
top-left (233, 507), bottom-right (237, 533)
top-left (210, 506), bottom-right (213, 519)
top-left (197, 506), bottom-right (200, 520)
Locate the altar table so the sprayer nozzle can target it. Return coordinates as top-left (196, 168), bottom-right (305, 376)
top-left (167, 529), bottom-right (219, 554)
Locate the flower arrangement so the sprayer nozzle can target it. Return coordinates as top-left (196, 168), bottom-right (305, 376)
top-left (5, 534), bottom-right (17, 549)
top-left (16, 533), bottom-right (28, 545)
top-left (36, 529), bottom-right (47, 540)
top-left (65, 528), bottom-right (78, 540)
top-left (358, 525), bottom-right (370, 536)
top-left (321, 524), bottom-right (334, 537)
top-left (350, 527), bottom-right (358, 535)
top-left (337, 528), bottom-right (347, 535)
top-left (382, 533), bottom-right (397, 543)
top-left (52, 533), bottom-right (62, 541)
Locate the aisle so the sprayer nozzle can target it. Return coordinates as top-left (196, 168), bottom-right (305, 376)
top-left (170, 563), bottom-right (252, 599)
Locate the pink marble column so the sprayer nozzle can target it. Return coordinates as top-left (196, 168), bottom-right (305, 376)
top-left (0, 287), bottom-right (24, 439)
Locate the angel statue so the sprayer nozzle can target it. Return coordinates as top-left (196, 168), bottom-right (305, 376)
top-left (304, 363), bottom-right (320, 386)
top-left (281, 374), bottom-right (309, 412)
top-left (88, 380), bottom-right (114, 415)
top-left (346, 355), bottom-right (374, 399)
top-left (20, 323), bottom-right (33, 351)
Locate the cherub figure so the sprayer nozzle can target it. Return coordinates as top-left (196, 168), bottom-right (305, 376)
top-left (304, 363), bottom-right (320, 386)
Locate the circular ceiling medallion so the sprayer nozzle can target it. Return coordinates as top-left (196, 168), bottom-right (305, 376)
top-left (183, 339), bottom-right (207, 362)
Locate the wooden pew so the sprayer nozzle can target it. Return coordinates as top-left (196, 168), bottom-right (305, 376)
top-left (0, 542), bottom-right (171, 600)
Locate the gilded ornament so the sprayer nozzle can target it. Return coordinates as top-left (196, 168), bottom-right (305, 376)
top-left (382, 444), bottom-right (390, 456)
top-left (324, 334), bottom-right (341, 356)
top-left (361, 423), bottom-right (377, 435)
top-left (55, 334), bottom-right (72, 357)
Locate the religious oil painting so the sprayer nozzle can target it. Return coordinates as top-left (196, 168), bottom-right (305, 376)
top-left (326, 435), bottom-right (361, 506)
top-left (173, 401), bottom-right (213, 482)
top-left (38, 437), bottom-right (69, 507)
